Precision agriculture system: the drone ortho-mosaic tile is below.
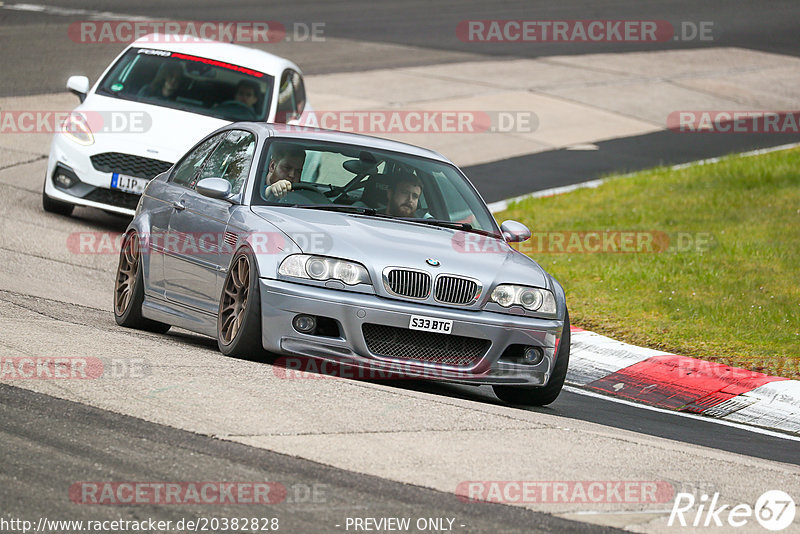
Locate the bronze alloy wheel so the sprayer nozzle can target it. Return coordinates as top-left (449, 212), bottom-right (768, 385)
top-left (113, 231), bottom-right (170, 333)
top-left (114, 232), bottom-right (140, 316)
top-left (219, 254), bottom-right (251, 344)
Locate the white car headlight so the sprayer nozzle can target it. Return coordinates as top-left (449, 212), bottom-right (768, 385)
top-left (490, 284), bottom-right (556, 314)
top-left (61, 113), bottom-right (94, 146)
top-left (279, 254), bottom-right (370, 286)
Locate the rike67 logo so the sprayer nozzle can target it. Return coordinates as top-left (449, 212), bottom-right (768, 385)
top-left (669, 490), bottom-right (795, 531)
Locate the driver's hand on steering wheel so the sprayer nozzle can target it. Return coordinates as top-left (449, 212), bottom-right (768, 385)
top-left (265, 179), bottom-right (292, 198)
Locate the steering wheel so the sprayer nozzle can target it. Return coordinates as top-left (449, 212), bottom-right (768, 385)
top-left (289, 183), bottom-right (322, 193)
top-left (214, 100), bottom-right (257, 120)
top-left (265, 182), bottom-right (329, 203)
top-left (219, 99), bottom-right (247, 107)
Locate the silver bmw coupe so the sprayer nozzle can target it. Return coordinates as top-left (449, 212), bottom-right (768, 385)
top-left (114, 123), bottom-right (570, 405)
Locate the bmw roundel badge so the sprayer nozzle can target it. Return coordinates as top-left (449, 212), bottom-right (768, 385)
top-left (426, 258), bottom-right (440, 267)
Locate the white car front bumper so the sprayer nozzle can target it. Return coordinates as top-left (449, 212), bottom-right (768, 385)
top-left (44, 133), bottom-right (173, 216)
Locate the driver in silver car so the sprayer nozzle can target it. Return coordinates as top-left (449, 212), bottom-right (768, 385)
top-left (264, 144), bottom-right (306, 198)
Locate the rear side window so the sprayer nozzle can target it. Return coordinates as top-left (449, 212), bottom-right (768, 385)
top-left (275, 69), bottom-right (306, 123)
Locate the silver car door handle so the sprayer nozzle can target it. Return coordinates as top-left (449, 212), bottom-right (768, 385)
top-left (172, 201), bottom-right (186, 211)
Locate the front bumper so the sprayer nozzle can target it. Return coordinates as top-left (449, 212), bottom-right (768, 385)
top-left (259, 279), bottom-right (565, 386)
top-left (43, 134), bottom-right (171, 216)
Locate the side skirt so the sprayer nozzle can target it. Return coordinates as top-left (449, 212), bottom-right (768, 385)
top-left (142, 293), bottom-right (218, 338)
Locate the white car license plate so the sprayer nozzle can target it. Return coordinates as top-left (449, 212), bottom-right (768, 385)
top-left (111, 173), bottom-right (148, 194)
top-left (409, 315), bottom-right (452, 334)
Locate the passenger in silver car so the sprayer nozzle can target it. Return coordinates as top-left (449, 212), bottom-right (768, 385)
top-left (385, 173), bottom-right (423, 217)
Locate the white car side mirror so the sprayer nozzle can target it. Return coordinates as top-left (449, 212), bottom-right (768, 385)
top-left (66, 76), bottom-right (90, 103)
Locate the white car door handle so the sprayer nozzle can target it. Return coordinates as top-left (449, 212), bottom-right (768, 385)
top-left (172, 201), bottom-right (186, 211)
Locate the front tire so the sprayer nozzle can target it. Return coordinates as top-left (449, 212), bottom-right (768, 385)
top-left (42, 187), bottom-right (75, 216)
top-left (217, 248), bottom-right (265, 359)
top-left (113, 231), bottom-right (171, 333)
top-left (493, 310), bottom-right (571, 406)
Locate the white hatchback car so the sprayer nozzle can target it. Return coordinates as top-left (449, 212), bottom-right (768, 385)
top-left (43, 34), bottom-right (312, 217)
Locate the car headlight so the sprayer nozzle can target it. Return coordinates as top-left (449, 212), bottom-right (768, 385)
top-left (279, 254), bottom-right (370, 286)
top-left (489, 284), bottom-right (556, 314)
top-left (61, 113), bottom-right (94, 146)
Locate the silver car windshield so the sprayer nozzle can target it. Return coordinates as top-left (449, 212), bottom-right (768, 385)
top-left (96, 48), bottom-right (273, 122)
top-left (252, 139), bottom-right (500, 236)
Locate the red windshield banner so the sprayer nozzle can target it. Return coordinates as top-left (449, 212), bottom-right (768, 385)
top-left (169, 52), bottom-right (264, 78)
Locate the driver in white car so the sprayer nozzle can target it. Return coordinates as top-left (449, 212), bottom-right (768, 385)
top-left (264, 144), bottom-right (306, 198)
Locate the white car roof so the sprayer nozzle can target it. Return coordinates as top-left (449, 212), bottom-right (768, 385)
top-left (131, 33), bottom-right (301, 77)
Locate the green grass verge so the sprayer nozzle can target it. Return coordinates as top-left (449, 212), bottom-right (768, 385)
top-left (496, 148), bottom-right (800, 378)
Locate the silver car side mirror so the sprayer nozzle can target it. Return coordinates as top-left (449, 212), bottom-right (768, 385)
top-left (500, 220), bottom-right (531, 243)
top-left (196, 177), bottom-right (233, 200)
top-left (66, 76), bottom-right (90, 103)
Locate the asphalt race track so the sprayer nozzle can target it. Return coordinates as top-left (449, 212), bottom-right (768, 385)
top-left (0, 384), bottom-right (613, 534)
top-left (3, 0), bottom-right (800, 96)
top-left (1, 2), bottom-right (799, 533)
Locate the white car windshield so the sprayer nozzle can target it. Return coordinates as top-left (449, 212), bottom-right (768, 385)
top-left (96, 48), bottom-right (273, 122)
top-left (253, 139), bottom-right (500, 236)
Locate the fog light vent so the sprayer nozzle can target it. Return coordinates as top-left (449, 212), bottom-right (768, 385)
top-left (54, 171), bottom-right (79, 189)
top-left (522, 346), bottom-right (544, 365)
top-left (292, 314), bottom-right (317, 334)
top-left (499, 344), bottom-right (546, 366)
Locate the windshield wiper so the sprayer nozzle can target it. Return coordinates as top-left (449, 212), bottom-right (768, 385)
top-left (401, 218), bottom-right (472, 230)
top-left (294, 204), bottom-right (385, 216)
top-left (399, 218), bottom-right (498, 237)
